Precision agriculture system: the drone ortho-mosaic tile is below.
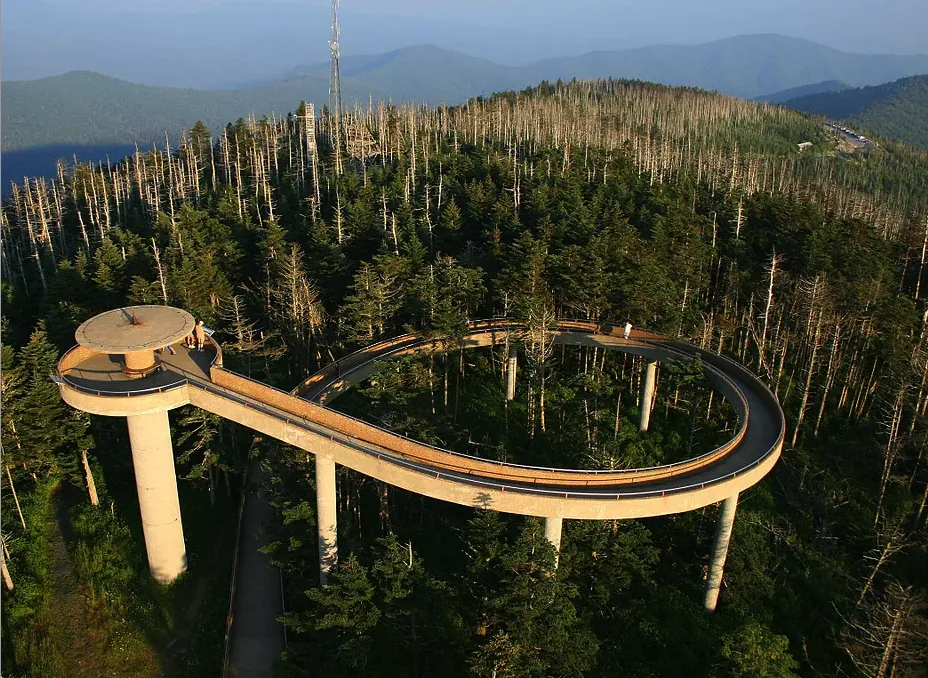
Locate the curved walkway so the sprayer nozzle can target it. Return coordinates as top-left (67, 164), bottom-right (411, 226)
top-left (58, 319), bottom-right (785, 519)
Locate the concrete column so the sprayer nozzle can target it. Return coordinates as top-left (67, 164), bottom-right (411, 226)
top-left (124, 349), bottom-right (156, 377)
top-left (704, 493), bottom-right (739, 612)
top-left (639, 361), bottom-right (658, 432)
top-left (316, 454), bottom-right (338, 586)
top-left (126, 410), bottom-right (186, 584)
top-left (544, 516), bottom-right (563, 568)
top-left (506, 355), bottom-right (518, 401)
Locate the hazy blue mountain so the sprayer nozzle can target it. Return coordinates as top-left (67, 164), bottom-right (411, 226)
top-left (283, 46), bottom-right (526, 102)
top-left (515, 35), bottom-right (928, 99)
top-left (1, 47), bottom-right (518, 156)
top-left (275, 36), bottom-right (928, 102)
top-left (0, 0), bottom-right (613, 88)
top-left (5, 0), bottom-right (928, 88)
top-left (6, 36), bottom-right (928, 189)
top-left (754, 80), bottom-right (853, 103)
top-left (783, 75), bottom-right (928, 149)
top-left (0, 70), bottom-right (380, 188)
top-left (1, 70), bottom-right (385, 150)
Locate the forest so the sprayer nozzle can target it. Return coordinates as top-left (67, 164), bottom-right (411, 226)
top-left (1, 78), bottom-right (927, 677)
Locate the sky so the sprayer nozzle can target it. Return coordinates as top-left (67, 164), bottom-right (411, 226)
top-left (58, 0), bottom-right (927, 54)
top-left (2, 0), bottom-right (926, 87)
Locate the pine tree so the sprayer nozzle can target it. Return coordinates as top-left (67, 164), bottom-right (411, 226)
top-left (285, 553), bottom-right (380, 676)
top-left (1, 325), bottom-right (92, 511)
top-left (465, 514), bottom-right (598, 677)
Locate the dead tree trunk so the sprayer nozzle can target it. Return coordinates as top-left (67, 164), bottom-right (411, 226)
top-left (792, 310), bottom-right (825, 447)
top-left (82, 449), bottom-right (99, 507)
top-left (5, 465), bottom-right (26, 529)
top-left (0, 537), bottom-right (12, 591)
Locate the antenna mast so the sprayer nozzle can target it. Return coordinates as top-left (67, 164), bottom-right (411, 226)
top-left (329, 0), bottom-right (344, 175)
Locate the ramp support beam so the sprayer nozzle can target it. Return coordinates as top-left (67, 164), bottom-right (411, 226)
top-left (316, 454), bottom-right (338, 586)
top-left (639, 361), bottom-right (658, 432)
top-left (545, 516), bottom-right (563, 569)
top-left (127, 410), bottom-right (187, 584)
top-left (704, 493), bottom-right (739, 612)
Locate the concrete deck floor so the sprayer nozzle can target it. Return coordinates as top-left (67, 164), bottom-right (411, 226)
top-left (61, 342), bottom-right (214, 393)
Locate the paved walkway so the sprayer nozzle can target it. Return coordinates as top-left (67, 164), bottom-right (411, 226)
top-left (61, 320), bottom-right (785, 674)
top-left (225, 459), bottom-right (285, 678)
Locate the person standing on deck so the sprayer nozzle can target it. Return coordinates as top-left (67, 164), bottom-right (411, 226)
top-left (194, 320), bottom-right (207, 352)
top-left (624, 321), bottom-right (633, 339)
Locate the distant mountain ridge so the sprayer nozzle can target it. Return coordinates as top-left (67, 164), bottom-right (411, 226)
top-left (783, 75), bottom-right (928, 150)
top-left (754, 80), bottom-right (853, 104)
top-left (5, 35), bottom-right (928, 185)
top-left (265, 35), bottom-right (928, 101)
top-left (515, 34), bottom-right (928, 99)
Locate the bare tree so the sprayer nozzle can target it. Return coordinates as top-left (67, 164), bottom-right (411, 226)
top-left (842, 582), bottom-right (928, 678)
top-left (522, 303), bottom-right (557, 435)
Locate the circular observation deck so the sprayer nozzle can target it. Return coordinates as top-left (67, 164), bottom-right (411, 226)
top-left (75, 305), bottom-right (195, 377)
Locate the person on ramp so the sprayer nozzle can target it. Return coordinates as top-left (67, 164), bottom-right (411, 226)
top-left (194, 320), bottom-right (207, 352)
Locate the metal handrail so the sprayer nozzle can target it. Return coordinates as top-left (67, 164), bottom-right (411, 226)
top-left (57, 343), bottom-right (195, 397)
top-left (58, 373), bottom-right (188, 397)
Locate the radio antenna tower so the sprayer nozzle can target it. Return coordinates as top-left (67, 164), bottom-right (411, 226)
top-left (329, 0), bottom-right (344, 175)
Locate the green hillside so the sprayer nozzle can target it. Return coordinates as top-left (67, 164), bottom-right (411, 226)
top-left (8, 36), bottom-right (928, 153)
top-left (2, 78), bottom-right (927, 678)
top-left (5, 36), bottom-right (928, 189)
top-left (785, 75), bottom-right (928, 149)
top-left (0, 70), bottom-right (380, 151)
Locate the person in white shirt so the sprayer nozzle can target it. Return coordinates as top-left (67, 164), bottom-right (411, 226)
top-left (194, 320), bottom-right (207, 352)
top-left (624, 321), bottom-right (632, 339)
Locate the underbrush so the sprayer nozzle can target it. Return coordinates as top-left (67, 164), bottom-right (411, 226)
top-left (69, 495), bottom-right (174, 665)
top-left (1, 477), bottom-right (64, 677)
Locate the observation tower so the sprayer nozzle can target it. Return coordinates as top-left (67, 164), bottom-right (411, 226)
top-left (57, 307), bottom-right (784, 613)
top-left (64, 306), bottom-right (199, 583)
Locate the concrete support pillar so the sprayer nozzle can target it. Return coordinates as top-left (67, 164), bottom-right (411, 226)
top-left (704, 493), bottom-right (739, 612)
top-left (639, 361), bottom-right (658, 432)
top-left (126, 410), bottom-right (186, 584)
top-left (124, 349), bottom-right (156, 377)
top-left (316, 454), bottom-right (338, 586)
top-left (544, 516), bottom-right (563, 568)
top-left (506, 355), bottom-right (518, 401)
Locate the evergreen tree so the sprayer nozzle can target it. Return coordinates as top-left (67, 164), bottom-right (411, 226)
top-left (3, 327), bottom-right (90, 481)
top-left (342, 255), bottom-right (409, 343)
top-left (465, 515), bottom-right (598, 677)
top-left (719, 620), bottom-right (801, 678)
top-left (281, 554), bottom-right (380, 676)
